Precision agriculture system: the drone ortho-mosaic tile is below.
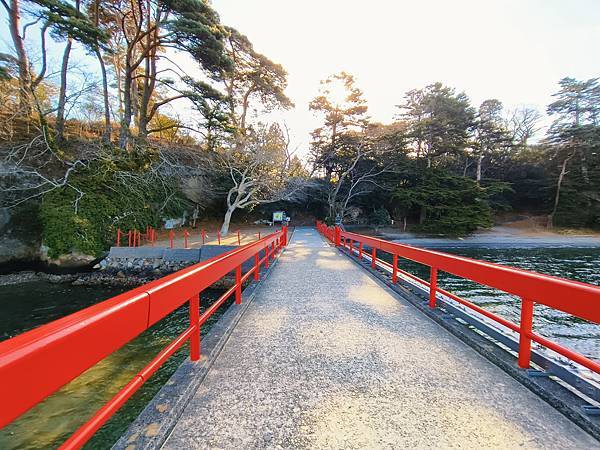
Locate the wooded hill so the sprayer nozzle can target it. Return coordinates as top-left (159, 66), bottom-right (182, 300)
top-left (1, 0), bottom-right (599, 259)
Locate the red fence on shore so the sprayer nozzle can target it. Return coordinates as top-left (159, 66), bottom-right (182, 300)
top-left (116, 226), bottom-right (256, 249)
top-left (0, 227), bottom-right (288, 449)
top-left (316, 221), bottom-right (600, 375)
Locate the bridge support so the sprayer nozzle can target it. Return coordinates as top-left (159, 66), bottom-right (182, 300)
top-left (429, 267), bottom-right (438, 309)
top-left (518, 298), bottom-right (534, 368)
top-left (190, 294), bottom-right (200, 361)
top-left (235, 266), bottom-right (242, 305)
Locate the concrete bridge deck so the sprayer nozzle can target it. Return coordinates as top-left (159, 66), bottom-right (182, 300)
top-left (161, 228), bottom-right (597, 449)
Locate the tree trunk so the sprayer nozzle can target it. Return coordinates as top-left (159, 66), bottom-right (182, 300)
top-left (8, 0), bottom-right (32, 114)
top-left (476, 155), bottom-right (484, 184)
top-left (119, 58), bottom-right (133, 149)
top-left (95, 48), bottom-right (112, 143)
top-left (220, 206), bottom-right (235, 235)
top-left (55, 39), bottom-right (73, 143)
top-left (548, 152), bottom-right (574, 229)
top-left (419, 206), bottom-right (426, 224)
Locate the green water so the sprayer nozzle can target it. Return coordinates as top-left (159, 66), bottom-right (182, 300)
top-left (0, 282), bottom-right (226, 450)
top-left (385, 247), bottom-right (600, 362)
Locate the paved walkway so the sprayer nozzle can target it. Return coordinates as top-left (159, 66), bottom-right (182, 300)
top-left (164, 227), bottom-right (598, 449)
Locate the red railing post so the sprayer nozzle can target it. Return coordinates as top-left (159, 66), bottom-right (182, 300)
top-left (189, 294), bottom-right (200, 361)
top-left (358, 242), bottom-right (363, 260)
top-left (282, 225), bottom-right (287, 246)
top-left (265, 245), bottom-right (270, 268)
top-left (184, 229), bottom-right (189, 249)
top-left (116, 228), bottom-right (121, 247)
top-left (371, 247), bottom-right (376, 269)
top-left (334, 226), bottom-right (341, 247)
top-left (271, 242), bottom-right (275, 261)
top-left (169, 230), bottom-right (174, 249)
top-left (392, 254), bottom-right (398, 283)
top-left (235, 265), bottom-right (242, 304)
top-left (349, 239), bottom-right (354, 255)
top-left (429, 267), bottom-right (438, 309)
top-left (254, 253), bottom-right (260, 281)
top-left (237, 230), bottom-right (241, 246)
top-left (518, 298), bottom-right (534, 368)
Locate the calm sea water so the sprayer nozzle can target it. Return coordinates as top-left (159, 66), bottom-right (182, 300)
top-left (385, 246), bottom-right (600, 362)
top-left (0, 282), bottom-right (226, 450)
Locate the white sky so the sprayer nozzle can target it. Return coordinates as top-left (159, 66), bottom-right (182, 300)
top-left (211, 0), bottom-right (600, 154)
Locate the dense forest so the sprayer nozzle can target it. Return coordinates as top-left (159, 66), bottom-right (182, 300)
top-left (1, 0), bottom-right (599, 260)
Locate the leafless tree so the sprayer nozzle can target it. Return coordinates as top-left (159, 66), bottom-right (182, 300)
top-left (217, 123), bottom-right (311, 235)
top-left (507, 106), bottom-right (543, 148)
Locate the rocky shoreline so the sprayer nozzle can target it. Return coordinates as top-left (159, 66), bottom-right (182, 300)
top-left (1, 259), bottom-right (237, 289)
top-left (0, 269), bottom-right (164, 288)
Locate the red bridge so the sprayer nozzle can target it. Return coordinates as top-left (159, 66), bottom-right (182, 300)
top-left (0, 225), bottom-right (599, 449)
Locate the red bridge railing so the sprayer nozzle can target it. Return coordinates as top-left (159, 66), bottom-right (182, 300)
top-left (0, 227), bottom-right (288, 449)
top-left (316, 221), bottom-right (600, 376)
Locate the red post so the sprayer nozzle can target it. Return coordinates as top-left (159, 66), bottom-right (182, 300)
top-left (429, 267), bottom-right (438, 309)
top-left (392, 254), bottom-right (398, 283)
top-left (349, 239), bottom-right (354, 255)
top-left (359, 242), bottom-right (363, 260)
top-left (150, 228), bottom-right (155, 247)
top-left (217, 231), bottom-right (221, 245)
top-left (254, 253), bottom-right (260, 281)
top-left (237, 230), bottom-right (241, 246)
top-left (116, 228), bottom-right (121, 247)
top-left (189, 294), bottom-right (200, 361)
top-left (169, 230), bottom-right (174, 249)
top-left (334, 226), bottom-right (341, 247)
top-left (271, 242), bottom-right (275, 261)
top-left (128, 230), bottom-right (132, 247)
top-left (201, 228), bottom-right (205, 245)
top-left (235, 265), bottom-right (242, 304)
top-left (371, 247), bottom-right (376, 269)
top-left (265, 246), bottom-right (270, 269)
top-left (184, 229), bottom-right (189, 249)
top-left (518, 298), bottom-right (534, 368)
top-left (137, 230), bottom-right (141, 247)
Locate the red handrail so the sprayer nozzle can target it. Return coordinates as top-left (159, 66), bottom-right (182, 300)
top-left (0, 227), bottom-right (288, 448)
top-left (316, 221), bottom-right (600, 375)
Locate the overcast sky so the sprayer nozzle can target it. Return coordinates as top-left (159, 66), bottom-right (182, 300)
top-left (211, 0), bottom-right (600, 154)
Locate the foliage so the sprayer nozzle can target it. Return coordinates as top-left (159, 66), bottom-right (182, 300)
top-left (369, 207), bottom-right (391, 227)
top-left (392, 168), bottom-right (504, 236)
top-left (40, 153), bottom-right (188, 258)
top-left (399, 83), bottom-right (475, 165)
